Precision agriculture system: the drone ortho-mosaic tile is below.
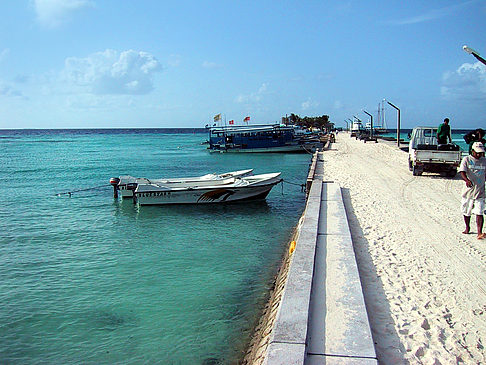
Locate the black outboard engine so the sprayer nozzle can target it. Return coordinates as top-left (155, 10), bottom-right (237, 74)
top-left (110, 177), bottom-right (120, 198)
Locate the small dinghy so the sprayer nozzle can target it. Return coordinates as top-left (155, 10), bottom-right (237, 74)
top-left (133, 172), bottom-right (282, 205)
top-left (110, 169), bottom-right (253, 198)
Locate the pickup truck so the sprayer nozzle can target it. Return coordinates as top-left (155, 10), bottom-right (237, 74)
top-left (408, 126), bottom-right (462, 177)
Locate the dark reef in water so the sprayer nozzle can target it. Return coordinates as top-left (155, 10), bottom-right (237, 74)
top-left (92, 309), bottom-right (139, 331)
top-left (202, 357), bottom-right (223, 365)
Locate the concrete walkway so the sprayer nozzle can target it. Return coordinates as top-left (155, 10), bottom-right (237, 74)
top-left (264, 152), bottom-right (377, 364)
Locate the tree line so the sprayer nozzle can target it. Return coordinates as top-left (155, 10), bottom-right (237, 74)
top-left (282, 113), bottom-right (334, 130)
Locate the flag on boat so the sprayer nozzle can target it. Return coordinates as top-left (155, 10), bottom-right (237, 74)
top-left (229, 120), bottom-right (234, 125)
top-left (214, 114), bottom-right (222, 122)
top-left (244, 116), bottom-right (250, 122)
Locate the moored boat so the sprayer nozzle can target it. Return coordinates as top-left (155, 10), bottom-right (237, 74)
top-left (365, 122), bottom-right (388, 135)
top-left (206, 124), bottom-right (321, 153)
top-left (111, 169), bottom-right (254, 198)
top-left (133, 172), bottom-right (282, 205)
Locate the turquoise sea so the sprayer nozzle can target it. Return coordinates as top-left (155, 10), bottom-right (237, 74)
top-left (380, 129), bottom-right (471, 151)
top-left (0, 129), bottom-right (312, 364)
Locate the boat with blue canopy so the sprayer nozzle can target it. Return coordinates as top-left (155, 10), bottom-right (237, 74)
top-left (206, 124), bottom-right (321, 153)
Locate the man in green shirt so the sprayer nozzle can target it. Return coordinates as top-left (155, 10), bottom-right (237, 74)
top-left (437, 118), bottom-right (452, 144)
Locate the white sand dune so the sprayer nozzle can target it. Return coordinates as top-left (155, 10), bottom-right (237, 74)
top-left (323, 133), bottom-right (486, 364)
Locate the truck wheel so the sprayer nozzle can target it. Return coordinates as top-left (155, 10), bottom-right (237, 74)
top-left (448, 168), bottom-right (457, 177)
top-left (408, 158), bottom-right (413, 171)
top-left (412, 165), bottom-right (422, 176)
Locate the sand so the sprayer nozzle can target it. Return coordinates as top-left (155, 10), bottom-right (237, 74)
top-left (323, 133), bottom-right (486, 363)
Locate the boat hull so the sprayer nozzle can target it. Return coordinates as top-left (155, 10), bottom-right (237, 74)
top-left (120, 185), bottom-right (135, 198)
top-left (134, 183), bottom-right (278, 205)
top-left (134, 173), bottom-right (282, 205)
top-left (208, 142), bottom-right (321, 153)
top-left (117, 169), bottom-right (253, 198)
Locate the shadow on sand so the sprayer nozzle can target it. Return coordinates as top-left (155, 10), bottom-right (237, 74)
top-left (341, 188), bottom-right (409, 364)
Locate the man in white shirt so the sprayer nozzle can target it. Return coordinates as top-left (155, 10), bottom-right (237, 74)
top-left (459, 142), bottom-right (486, 239)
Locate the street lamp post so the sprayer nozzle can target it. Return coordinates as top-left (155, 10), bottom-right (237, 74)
top-left (386, 100), bottom-right (401, 148)
top-left (463, 45), bottom-right (486, 66)
top-left (344, 120), bottom-right (349, 131)
top-left (347, 118), bottom-right (353, 132)
top-left (363, 110), bottom-right (373, 139)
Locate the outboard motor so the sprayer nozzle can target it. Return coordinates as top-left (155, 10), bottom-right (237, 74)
top-left (110, 177), bottom-right (120, 199)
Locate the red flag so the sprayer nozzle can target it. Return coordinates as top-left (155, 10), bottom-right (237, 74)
top-left (229, 120), bottom-right (234, 125)
top-left (244, 116), bottom-right (250, 122)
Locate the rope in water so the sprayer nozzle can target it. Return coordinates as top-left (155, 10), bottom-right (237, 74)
top-left (281, 179), bottom-right (306, 193)
top-left (55, 185), bottom-right (109, 197)
top-left (282, 179), bottom-right (305, 188)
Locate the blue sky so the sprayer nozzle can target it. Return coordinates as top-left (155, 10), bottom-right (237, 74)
top-left (0, 0), bottom-right (485, 129)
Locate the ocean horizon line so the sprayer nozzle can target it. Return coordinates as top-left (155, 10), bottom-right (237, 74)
top-left (0, 127), bottom-right (207, 131)
top-left (0, 127), bottom-right (209, 135)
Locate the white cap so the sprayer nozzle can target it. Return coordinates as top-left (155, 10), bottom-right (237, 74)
top-left (472, 142), bottom-right (486, 153)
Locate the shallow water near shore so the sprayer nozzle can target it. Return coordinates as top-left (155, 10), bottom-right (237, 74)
top-left (0, 129), bottom-right (310, 364)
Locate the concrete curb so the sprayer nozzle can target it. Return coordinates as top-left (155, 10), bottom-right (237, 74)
top-left (264, 152), bottom-right (377, 364)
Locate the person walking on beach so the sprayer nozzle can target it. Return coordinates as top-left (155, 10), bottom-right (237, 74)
top-left (437, 118), bottom-right (452, 144)
top-left (459, 142), bottom-right (486, 239)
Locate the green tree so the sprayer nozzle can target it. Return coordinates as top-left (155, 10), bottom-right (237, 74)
top-left (283, 113), bottom-right (333, 130)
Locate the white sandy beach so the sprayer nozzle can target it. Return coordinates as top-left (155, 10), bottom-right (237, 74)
top-left (322, 133), bottom-right (486, 363)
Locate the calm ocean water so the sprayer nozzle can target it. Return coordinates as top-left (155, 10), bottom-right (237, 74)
top-left (380, 129), bottom-right (470, 151)
top-left (0, 129), bottom-right (311, 364)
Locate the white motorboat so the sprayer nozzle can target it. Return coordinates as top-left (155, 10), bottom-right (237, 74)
top-left (133, 172), bottom-right (282, 205)
top-left (110, 169), bottom-right (253, 198)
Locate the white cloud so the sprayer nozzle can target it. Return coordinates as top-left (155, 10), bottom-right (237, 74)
top-left (334, 100), bottom-right (343, 109)
top-left (258, 83), bottom-right (268, 94)
top-left (441, 61), bottom-right (486, 101)
top-left (62, 49), bottom-right (163, 95)
top-left (0, 81), bottom-right (23, 97)
top-left (34, 0), bottom-right (93, 28)
top-left (168, 54), bottom-right (182, 67)
top-left (0, 48), bottom-right (9, 62)
top-left (236, 83), bottom-right (269, 103)
top-left (301, 98), bottom-right (319, 111)
top-left (202, 61), bottom-right (223, 69)
top-left (14, 75), bottom-right (29, 83)
top-left (387, 1), bottom-right (475, 25)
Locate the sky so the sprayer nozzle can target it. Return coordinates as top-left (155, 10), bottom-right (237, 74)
top-left (0, 0), bottom-right (485, 129)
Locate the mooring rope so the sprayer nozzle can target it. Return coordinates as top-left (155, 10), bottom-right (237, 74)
top-left (55, 185), bottom-right (109, 197)
top-left (302, 147), bottom-right (314, 155)
top-left (281, 179), bottom-right (306, 194)
top-left (282, 179), bottom-right (305, 188)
